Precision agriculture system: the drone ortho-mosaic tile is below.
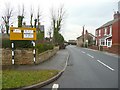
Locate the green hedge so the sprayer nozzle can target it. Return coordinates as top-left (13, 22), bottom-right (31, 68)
top-left (2, 39), bottom-right (54, 54)
top-left (2, 39), bottom-right (33, 48)
top-left (35, 43), bottom-right (54, 53)
top-left (2, 39), bottom-right (11, 48)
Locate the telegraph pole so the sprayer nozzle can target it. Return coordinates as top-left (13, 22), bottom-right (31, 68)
top-left (82, 25), bottom-right (85, 47)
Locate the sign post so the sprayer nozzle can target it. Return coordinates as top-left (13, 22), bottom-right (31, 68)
top-left (11, 41), bottom-right (15, 64)
top-left (10, 27), bottom-right (37, 64)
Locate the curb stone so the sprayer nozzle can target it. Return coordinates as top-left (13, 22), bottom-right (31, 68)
top-left (15, 53), bottom-right (70, 90)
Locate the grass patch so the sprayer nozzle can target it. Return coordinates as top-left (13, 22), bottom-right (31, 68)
top-left (0, 70), bottom-right (2, 90)
top-left (2, 70), bottom-right (59, 89)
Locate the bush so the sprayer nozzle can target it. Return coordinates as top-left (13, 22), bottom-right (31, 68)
top-left (35, 43), bottom-right (54, 53)
top-left (2, 39), bottom-right (11, 48)
top-left (14, 40), bottom-right (33, 48)
top-left (2, 39), bottom-right (33, 49)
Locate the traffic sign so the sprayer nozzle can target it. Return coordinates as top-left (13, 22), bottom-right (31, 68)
top-left (10, 27), bottom-right (36, 40)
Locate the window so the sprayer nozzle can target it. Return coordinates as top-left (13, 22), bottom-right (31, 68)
top-left (104, 28), bottom-right (107, 35)
top-left (100, 39), bottom-right (107, 46)
top-left (109, 26), bottom-right (112, 35)
top-left (99, 30), bottom-right (101, 36)
top-left (96, 30), bottom-right (98, 36)
top-left (101, 40), bottom-right (105, 46)
top-left (107, 39), bottom-right (112, 47)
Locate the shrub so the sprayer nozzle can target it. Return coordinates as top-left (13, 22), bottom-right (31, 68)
top-left (13, 40), bottom-right (33, 48)
top-left (2, 39), bottom-right (33, 49)
top-left (2, 39), bottom-right (11, 48)
top-left (35, 43), bottom-right (54, 53)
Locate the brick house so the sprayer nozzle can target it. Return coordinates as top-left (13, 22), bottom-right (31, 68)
top-left (96, 11), bottom-right (120, 54)
top-left (77, 30), bottom-right (95, 47)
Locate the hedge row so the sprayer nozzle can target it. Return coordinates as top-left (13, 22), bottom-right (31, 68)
top-left (2, 39), bottom-right (54, 53)
top-left (35, 43), bottom-right (54, 53)
top-left (2, 39), bottom-right (33, 48)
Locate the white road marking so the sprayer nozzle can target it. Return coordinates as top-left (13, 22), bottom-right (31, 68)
top-left (81, 51), bottom-right (85, 54)
top-left (97, 60), bottom-right (115, 71)
top-left (87, 54), bottom-right (94, 58)
top-left (52, 84), bottom-right (59, 90)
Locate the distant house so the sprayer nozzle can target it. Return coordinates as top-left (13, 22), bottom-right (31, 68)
top-left (77, 30), bottom-right (95, 47)
top-left (25, 25), bottom-right (45, 33)
top-left (76, 36), bottom-right (83, 47)
top-left (68, 40), bottom-right (76, 45)
top-left (96, 11), bottom-right (120, 50)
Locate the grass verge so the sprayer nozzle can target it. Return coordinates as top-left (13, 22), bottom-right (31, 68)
top-left (2, 70), bottom-right (59, 89)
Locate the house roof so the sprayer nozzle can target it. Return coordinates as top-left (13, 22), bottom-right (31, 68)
top-left (77, 33), bottom-right (95, 40)
top-left (96, 18), bottom-right (120, 30)
top-left (25, 25), bottom-right (44, 31)
top-left (88, 33), bottom-right (96, 38)
top-left (77, 36), bottom-right (82, 39)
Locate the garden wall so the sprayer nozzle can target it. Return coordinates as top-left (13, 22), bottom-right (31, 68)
top-left (88, 45), bottom-right (120, 55)
top-left (2, 47), bottom-right (59, 65)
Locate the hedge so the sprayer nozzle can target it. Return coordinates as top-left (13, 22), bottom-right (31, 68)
top-left (2, 39), bottom-right (33, 48)
top-left (35, 43), bottom-right (54, 53)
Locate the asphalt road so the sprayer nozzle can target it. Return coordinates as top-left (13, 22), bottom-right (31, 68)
top-left (43, 45), bottom-right (118, 89)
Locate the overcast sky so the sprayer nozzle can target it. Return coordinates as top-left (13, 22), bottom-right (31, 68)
top-left (0, 0), bottom-right (119, 41)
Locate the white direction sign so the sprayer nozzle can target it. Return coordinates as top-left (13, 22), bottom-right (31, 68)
top-left (24, 30), bottom-right (33, 33)
top-left (13, 29), bottom-right (21, 33)
top-left (24, 34), bottom-right (33, 38)
top-left (24, 30), bottom-right (34, 38)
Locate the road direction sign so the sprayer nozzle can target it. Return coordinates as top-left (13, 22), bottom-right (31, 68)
top-left (10, 27), bottom-right (36, 40)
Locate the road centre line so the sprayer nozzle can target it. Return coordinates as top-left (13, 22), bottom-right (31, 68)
top-left (97, 60), bottom-right (115, 71)
top-left (87, 53), bottom-right (94, 58)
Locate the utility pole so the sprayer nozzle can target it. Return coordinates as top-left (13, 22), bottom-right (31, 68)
top-left (82, 25), bottom-right (85, 47)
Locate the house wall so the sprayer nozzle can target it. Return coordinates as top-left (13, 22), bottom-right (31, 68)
top-left (95, 18), bottom-right (120, 55)
top-left (112, 19), bottom-right (120, 45)
top-left (96, 25), bottom-right (112, 46)
top-left (96, 29), bottom-right (103, 45)
top-left (77, 37), bottom-right (83, 47)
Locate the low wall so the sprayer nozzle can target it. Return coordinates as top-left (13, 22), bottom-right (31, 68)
top-left (2, 47), bottom-right (59, 65)
top-left (108, 44), bottom-right (120, 55)
top-left (89, 45), bottom-right (120, 55)
top-left (36, 47), bottom-right (59, 64)
top-left (89, 45), bottom-right (99, 50)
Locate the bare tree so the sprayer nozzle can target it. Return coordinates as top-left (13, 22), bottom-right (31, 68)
top-left (34, 6), bottom-right (42, 30)
top-left (50, 5), bottom-right (66, 44)
top-left (56, 5), bottom-right (66, 32)
top-left (48, 27), bottom-right (52, 39)
top-left (18, 4), bottom-right (25, 27)
top-left (30, 6), bottom-right (34, 28)
top-left (2, 3), bottom-right (13, 35)
top-left (0, 23), bottom-right (5, 33)
top-left (50, 7), bottom-right (56, 31)
top-left (37, 6), bottom-right (41, 31)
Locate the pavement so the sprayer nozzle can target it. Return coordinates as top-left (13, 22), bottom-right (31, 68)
top-left (11, 49), bottom-right (69, 90)
top-left (13, 49), bottom-right (69, 71)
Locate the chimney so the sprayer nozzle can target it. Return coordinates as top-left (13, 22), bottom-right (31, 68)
top-left (85, 30), bottom-right (88, 34)
top-left (114, 11), bottom-right (120, 19)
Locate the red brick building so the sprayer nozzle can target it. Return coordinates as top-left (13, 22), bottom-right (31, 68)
top-left (95, 11), bottom-right (120, 54)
